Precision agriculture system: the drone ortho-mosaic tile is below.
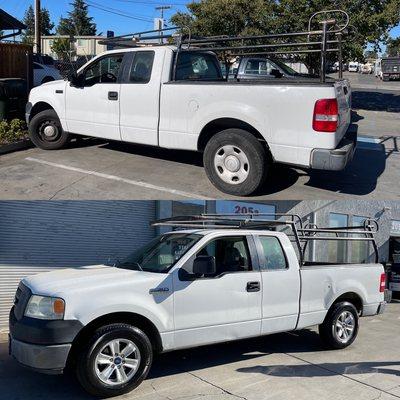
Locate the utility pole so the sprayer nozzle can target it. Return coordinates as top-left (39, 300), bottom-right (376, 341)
top-left (155, 5), bottom-right (171, 43)
top-left (34, 0), bottom-right (41, 54)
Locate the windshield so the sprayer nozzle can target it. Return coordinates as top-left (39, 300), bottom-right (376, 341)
top-left (117, 233), bottom-right (202, 273)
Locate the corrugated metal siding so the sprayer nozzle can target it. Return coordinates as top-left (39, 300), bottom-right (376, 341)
top-left (0, 201), bottom-right (156, 327)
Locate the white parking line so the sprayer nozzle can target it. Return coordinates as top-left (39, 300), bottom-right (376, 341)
top-left (26, 157), bottom-right (209, 199)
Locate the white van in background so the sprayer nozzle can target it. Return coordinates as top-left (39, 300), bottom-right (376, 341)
top-left (348, 62), bottom-right (359, 72)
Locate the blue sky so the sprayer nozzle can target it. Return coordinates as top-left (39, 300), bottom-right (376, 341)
top-left (1, 0), bottom-right (187, 35)
top-left (2, 0), bottom-right (399, 40)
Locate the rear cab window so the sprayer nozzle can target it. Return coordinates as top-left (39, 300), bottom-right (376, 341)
top-left (258, 236), bottom-right (288, 271)
top-left (175, 51), bottom-right (223, 81)
top-left (129, 51), bottom-right (155, 83)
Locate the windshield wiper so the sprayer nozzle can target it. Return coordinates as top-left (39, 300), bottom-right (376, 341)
top-left (117, 261), bottom-right (143, 271)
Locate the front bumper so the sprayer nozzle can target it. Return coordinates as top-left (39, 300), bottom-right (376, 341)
top-left (9, 302), bottom-right (83, 374)
top-left (9, 335), bottom-right (71, 374)
top-left (310, 130), bottom-right (356, 171)
top-left (25, 102), bottom-right (32, 124)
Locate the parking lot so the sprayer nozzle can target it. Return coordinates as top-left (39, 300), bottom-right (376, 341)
top-left (0, 302), bottom-right (399, 400)
top-left (0, 73), bottom-right (399, 200)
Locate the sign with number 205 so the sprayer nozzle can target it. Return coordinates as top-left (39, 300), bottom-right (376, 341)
top-left (215, 201), bottom-right (276, 218)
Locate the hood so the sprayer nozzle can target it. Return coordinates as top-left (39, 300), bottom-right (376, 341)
top-left (23, 264), bottom-right (163, 298)
top-left (30, 79), bottom-right (65, 96)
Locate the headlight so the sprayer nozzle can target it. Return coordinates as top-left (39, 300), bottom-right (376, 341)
top-left (24, 295), bottom-right (65, 320)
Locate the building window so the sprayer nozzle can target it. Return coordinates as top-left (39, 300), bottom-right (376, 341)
top-left (328, 213), bottom-right (348, 263)
top-left (350, 216), bottom-right (370, 263)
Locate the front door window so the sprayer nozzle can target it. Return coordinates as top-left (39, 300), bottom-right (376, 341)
top-left (83, 54), bottom-right (123, 86)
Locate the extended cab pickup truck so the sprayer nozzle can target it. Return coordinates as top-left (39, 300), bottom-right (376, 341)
top-left (26, 45), bottom-right (354, 196)
top-left (9, 216), bottom-right (386, 397)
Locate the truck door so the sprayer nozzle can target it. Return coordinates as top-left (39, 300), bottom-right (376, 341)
top-left (65, 53), bottom-right (124, 140)
top-left (119, 50), bottom-right (160, 146)
top-left (255, 234), bottom-right (301, 334)
top-left (172, 235), bottom-right (262, 348)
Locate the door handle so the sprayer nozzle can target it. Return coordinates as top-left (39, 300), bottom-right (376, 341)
top-left (108, 91), bottom-right (118, 100)
top-left (246, 281), bottom-right (260, 292)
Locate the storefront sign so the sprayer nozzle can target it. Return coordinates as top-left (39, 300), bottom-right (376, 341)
top-left (216, 201), bottom-right (276, 218)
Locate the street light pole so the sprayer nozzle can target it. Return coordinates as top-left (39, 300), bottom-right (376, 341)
top-left (34, 0), bottom-right (41, 54)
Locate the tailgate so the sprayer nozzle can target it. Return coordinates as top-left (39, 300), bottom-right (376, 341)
top-left (334, 80), bottom-right (351, 142)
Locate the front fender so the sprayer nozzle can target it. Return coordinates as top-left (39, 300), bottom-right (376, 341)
top-left (29, 81), bottom-right (67, 129)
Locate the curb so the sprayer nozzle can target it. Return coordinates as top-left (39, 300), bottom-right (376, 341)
top-left (0, 139), bottom-right (32, 156)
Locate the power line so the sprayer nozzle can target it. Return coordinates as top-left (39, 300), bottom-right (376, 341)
top-left (85, 0), bottom-right (154, 23)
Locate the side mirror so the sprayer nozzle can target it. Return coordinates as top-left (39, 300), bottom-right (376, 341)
top-left (193, 255), bottom-right (216, 277)
top-left (270, 68), bottom-right (283, 78)
top-left (68, 71), bottom-right (84, 87)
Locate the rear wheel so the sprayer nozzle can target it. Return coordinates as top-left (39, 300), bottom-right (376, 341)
top-left (319, 302), bottom-right (359, 349)
top-left (28, 109), bottom-right (70, 150)
top-left (203, 128), bottom-right (270, 196)
top-left (76, 323), bottom-right (153, 397)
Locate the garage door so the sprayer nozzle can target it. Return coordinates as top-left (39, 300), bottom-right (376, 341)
top-left (0, 201), bottom-right (156, 327)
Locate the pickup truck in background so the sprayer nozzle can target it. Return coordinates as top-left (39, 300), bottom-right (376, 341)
top-left (26, 44), bottom-right (354, 196)
top-left (9, 215), bottom-right (386, 397)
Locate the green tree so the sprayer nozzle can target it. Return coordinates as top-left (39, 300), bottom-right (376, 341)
top-left (387, 37), bottom-right (400, 56)
top-left (56, 0), bottom-right (96, 36)
top-left (172, 0), bottom-right (400, 71)
top-left (50, 38), bottom-right (72, 61)
top-left (172, 0), bottom-right (277, 38)
top-left (21, 5), bottom-right (54, 45)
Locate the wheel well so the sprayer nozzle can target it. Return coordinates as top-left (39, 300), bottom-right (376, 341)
top-left (29, 102), bottom-right (54, 122)
top-left (197, 118), bottom-right (268, 152)
top-left (332, 292), bottom-right (363, 314)
top-left (67, 312), bottom-right (163, 368)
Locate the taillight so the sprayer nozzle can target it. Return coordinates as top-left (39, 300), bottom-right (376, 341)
top-left (313, 98), bottom-right (338, 132)
top-left (379, 273), bottom-right (386, 293)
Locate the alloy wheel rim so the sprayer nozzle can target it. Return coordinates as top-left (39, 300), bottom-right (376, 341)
top-left (214, 145), bottom-right (250, 185)
top-left (94, 338), bottom-right (141, 386)
top-left (334, 311), bottom-right (355, 343)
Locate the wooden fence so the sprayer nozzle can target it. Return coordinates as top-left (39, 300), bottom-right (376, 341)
top-left (0, 42), bottom-right (33, 89)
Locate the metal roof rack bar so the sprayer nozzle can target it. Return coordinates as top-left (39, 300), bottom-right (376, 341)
top-left (151, 213), bottom-right (378, 265)
top-left (99, 9), bottom-right (349, 83)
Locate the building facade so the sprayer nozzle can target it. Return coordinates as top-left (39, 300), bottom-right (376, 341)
top-left (1, 200), bottom-right (399, 327)
top-left (40, 35), bottom-right (107, 60)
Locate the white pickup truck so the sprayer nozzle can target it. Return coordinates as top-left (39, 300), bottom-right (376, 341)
top-left (9, 216), bottom-right (386, 397)
top-left (26, 45), bottom-right (354, 195)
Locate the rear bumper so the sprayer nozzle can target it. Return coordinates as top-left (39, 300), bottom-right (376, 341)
top-left (9, 335), bottom-right (70, 374)
top-left (362, 301), bottom-right (386, 317)
top-left (310, 130), bottom-right (356, 171)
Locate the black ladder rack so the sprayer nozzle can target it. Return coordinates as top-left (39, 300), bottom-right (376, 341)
top-left (151, 213), bottom-right (379, 265)
top-left (99, 9), bottom-right (350, 82)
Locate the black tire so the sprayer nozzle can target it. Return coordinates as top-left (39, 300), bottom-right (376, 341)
top-left (203, 128), bottom-right (270, 196)
top-left (41, 76), bottom-right (55, 84)
top-left (319, 301), bottom-right (359, 349)
top-left (28, 109), bottom-right (70, 150)
top-left (76, 323), bottom-right (153, 398)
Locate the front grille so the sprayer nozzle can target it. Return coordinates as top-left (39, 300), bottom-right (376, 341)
top-left (13, 282), bottom-right (32, 321)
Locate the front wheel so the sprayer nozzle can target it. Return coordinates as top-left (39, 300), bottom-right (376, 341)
top-left (28, 109), bottom-right (70, 150)
top-left (319, 302), bottom-right (359, 349)
top-left (76, 323), bottom-right (153, 397)
top-left (203, 128), bottom-right (270, 196)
